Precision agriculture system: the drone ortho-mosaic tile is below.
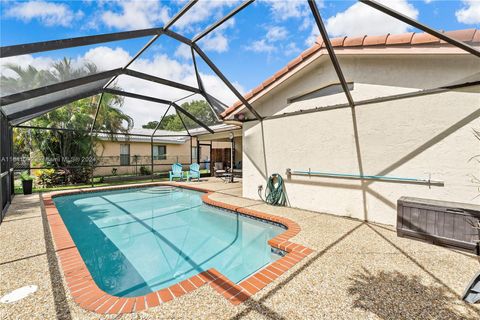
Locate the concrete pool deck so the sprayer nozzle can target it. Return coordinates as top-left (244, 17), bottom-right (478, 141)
top-left (1, 178), bottom-right (479, 319)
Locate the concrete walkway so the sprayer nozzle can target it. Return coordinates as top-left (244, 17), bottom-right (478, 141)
top-left (1, 179), bottom-right (479, 319)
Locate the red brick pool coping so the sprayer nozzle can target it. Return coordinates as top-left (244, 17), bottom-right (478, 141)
top-left (41, 182), bottom-right (314, 314)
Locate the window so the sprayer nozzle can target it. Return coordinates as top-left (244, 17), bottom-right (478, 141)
top-left (153, 145), bottom-right (167, 160)
top-left (120, 144), bottom-right (130, 166)
top-left (288, 82), bottom-right (354, 103)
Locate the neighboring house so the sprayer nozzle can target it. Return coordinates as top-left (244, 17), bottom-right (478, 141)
top-left (94, 128), bottom-right (190, 176)
top-left (94, 126), bottom-right (237, 176)
top-left (223, 29), bottom-right (480, 226)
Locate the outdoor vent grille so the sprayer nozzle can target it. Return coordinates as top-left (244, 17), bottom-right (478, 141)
top-left (397, 197), bottom-right (480, 255)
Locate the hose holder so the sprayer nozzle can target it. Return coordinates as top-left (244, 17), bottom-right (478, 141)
top-left (260, 173), bottom-right (287, 206)
top-left (286, 168), bottom-right (291, 178)
top-left (286, 168), bottom-right (444, 187)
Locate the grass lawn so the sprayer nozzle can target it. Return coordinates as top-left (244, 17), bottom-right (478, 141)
top-left (15, 169), bottom-right (209, 194)
top-left (14, 177), bottom-right (170, 194)
top-left (14, 169), bottom-right (211, 194)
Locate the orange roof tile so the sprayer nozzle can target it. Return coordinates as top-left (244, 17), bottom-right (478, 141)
top-left (300, 43), bottom-right (320, 58)
top-left (261, 75), bottom-right (276, 88)
top-left (386, 32), bottom-right (414, 45)
top-left (287, 56), bottom-right (303, 69)
top-left (411, 32), bottom-right (441, 45)
top-left (243, 91), bottom-right (254, 100)
top-left (364, 34), bottom-right (389, 46)
top-left (273, 66), bottom-right (289, 79)
top-left (344, 35), bottom-right (367, 47)
top-left (330, 36), bottom-right (347, 47)
top-left (474, 30), bottom-right (480, 43)
top-left (441, 29), bottom-right (476, 43)
top-left (251, 84), bottom-right (264, 95)
top-left (222, 29), bottom-right (479, 118)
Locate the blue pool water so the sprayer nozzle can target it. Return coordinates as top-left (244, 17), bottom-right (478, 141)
top-left (53, 186), bottom-right (284, 297)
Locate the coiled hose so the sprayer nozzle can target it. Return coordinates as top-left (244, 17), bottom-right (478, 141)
top-left (259, 174), bottom-right (287, 206)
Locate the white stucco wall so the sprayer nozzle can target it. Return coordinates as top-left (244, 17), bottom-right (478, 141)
top-left (242, 53), bottom-right (480, 226)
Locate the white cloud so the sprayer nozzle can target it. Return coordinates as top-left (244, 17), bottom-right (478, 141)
top-left (101, 0), bottom-right (170, 30)
top-left (305, 23), bottom-right (319, 46)
top-left (262, 0), bottom-right (311, 20)
top-left (299, 16), bottom-right (313, 31)
top-left (325, 0), bottom-right (419, 37)
top-left (266, 26), bottom-right (288, 42)
top-left (62, 0), bottom-right (235, 54)
top-left (261, 1), bottom-right (322, 49)
top-left (244, 39), bottom-right (277, 53)
top-left (174, 44), bottom-right (192, 60)
top-left (116, 51), bottom-right (243, 126)
top-left (284, 42), bottom-right (301, 56)
top-left (5, 0), bottom-right (83, 27)
top-left (456, 0), bottom-right (480, 24)
top-left (129, 54), bottom-right (192, 84)
top-left (172, 0), bottom-right (239, 32)
top-left (1, 47), bottom-right (242, 127)
top-left (201, 33), bottom-right (230, 53)
top-left (83, 47), bottom-right (131, 70)
top-left (196, 17), bottom-right (235, 53)
top-left (0, 55), bottom-right (55, 77)
top-left (86, 0), bottom-right (237, 34)
top-left (245, 24), bottom-right (299, 57)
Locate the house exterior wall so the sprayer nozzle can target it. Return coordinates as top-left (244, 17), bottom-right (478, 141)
top-left (242, 54), bottom-right (480, 226)
top-left (94, 139), bottom-right (192, 176)
top-left (212, 141), bottom-right (232, 149)
top-left (234, 137), bottom-right (242, 165)
top-left (92, 139), bottom-right (239, 176)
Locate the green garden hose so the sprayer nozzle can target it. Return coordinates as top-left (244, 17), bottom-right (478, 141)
top-left (260, 174), bottom-right (287, 206)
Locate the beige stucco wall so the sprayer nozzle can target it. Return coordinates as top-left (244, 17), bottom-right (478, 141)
top-left (94, 139), bottom-right (192, 176)
top-left (212, 141), bottom-right (232, 149)
top-left (92, 138), bottom-right (242, 176)
top-left (234, 137), bottom-right (242, 165)
top-left (242, 53), bottom-right (480, 226)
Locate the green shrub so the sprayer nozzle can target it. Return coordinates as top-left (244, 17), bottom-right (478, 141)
top-left (20, 171), bottom-right (34, 181)
top-left (67, 167), bottom-right (91, 184)
top-left (35, 169), bottom-right (65, 187)
top-left (140, 166), bottom-right (151, 176)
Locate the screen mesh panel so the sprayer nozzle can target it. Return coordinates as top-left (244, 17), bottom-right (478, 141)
top-left (2, 79), bottom-right (108, 121)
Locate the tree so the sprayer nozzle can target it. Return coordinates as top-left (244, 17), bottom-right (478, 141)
top-left (4, 58), bottom-right (133, 183)
top-left (142, 100), bottom-right (217, 131)
top-left (142, 121), bottom-right (159, 129)
top-left (1, 65), bottom-right (54, 96)
top-left (1, 57), bottom-right (97, 95)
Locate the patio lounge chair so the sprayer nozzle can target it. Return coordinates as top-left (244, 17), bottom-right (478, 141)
top-left (187, 163), bottom-right (200, 181)
top-left (214, 162), bottom-right (226, 177)
top-left (169, 163), bottom-right (184, 181)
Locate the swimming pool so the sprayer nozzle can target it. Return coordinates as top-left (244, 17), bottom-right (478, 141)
top-left (53, 186), bottom-right (284, 297)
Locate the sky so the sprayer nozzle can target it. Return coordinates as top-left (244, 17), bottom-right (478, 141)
top-left (1, 0), bottom-right (479, 128)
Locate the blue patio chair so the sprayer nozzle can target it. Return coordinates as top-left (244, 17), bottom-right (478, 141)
top-left (187, 163), bottom-right (200, 181)
top-left (169, 163), bottom-right (183, 181)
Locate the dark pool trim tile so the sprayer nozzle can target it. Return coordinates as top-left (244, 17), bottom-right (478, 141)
top-left (42, 182), bottom-right (313, 314)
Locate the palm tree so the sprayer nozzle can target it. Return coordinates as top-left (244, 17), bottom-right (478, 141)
top-left (94, 90), bottom-right (134, 133)
top-left (0, 57), bottom-right (98, 94)
top-left (1, 64), bottom-right (54, 95)
top-left (51, 57), bottom-right (96, 82)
